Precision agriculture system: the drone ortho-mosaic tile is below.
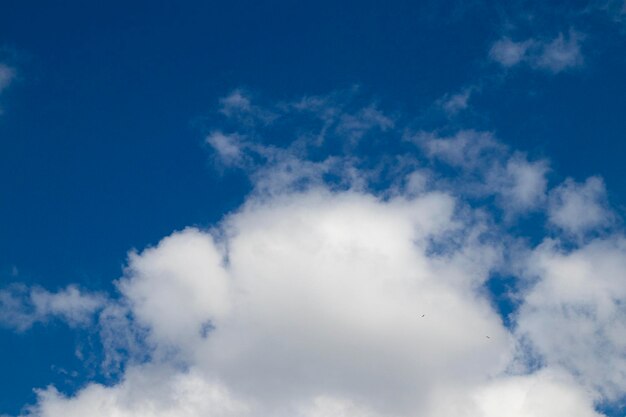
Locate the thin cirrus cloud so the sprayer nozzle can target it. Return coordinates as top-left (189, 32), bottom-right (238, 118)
top-left (489, 31), bottom-right (584, 73)
top-left (1, 89), bottom-right (624, 416)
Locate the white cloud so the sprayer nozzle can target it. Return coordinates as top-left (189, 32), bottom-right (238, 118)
top-left (336, 104), bottom-right (394, 142)
top-left (490, 154), bottom-right (549, 214)
top-left (206, 131), bottom-right (244, 167)
top-left (0, 285), bottom-right (104, 331)
top-left (535, 32), bottom-right (584, 73)
top-left (15, 184), bottom-right (612, 417)
top-left (517, 237), bottom-right (626, 400)
top-left (217, 89), bottom-right (394, 148)
top-left (439, 89), bottom-right (473, 116)
top-left (22, 366), bottom-right (605, 417)
top-left (118, 228), bottom-right (232, 353)
top-left (414, 129), bottom-right (505, 170)
top-left (548, 176), bottom-right (613, 237)
top-left (218, 90), bottom-right (278, 126)
top-left (96, 301), bottom-right (148, 374)
top-left (490, 38), bottom-right (533, 67)
top-left (467, 369), bottom-right (603, 417)
top-left (219, 89), bottom-right (252, 116)
top-left (19, 188), bottom-right (521, 417)
top-left (414, 131), bottom-right (549, 215)
top-left (4, 90), bottom-right (622, 417)
top-left (490, 32), bottom-right (584, 74)
top-left (24, 366), bottom-right (249, 417)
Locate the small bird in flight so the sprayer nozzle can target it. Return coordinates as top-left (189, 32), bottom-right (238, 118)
top-left (486, 336), bottom-right (490, 339)
top-left (421, 314), bottom-right (425, 317)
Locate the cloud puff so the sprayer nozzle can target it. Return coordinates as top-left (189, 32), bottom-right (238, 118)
top-left (439, 89), bottom-right (472, 116)
top-left (467, 369), bottom-right (603, 417)
top-left (206, 131), bottom-right (245, 167)
top-left (490, 154), bottom-right (549, 214)
top-left (548, 176), bottom-right (613, 237)
top-left (118, 227), bottom-right (232, 352)
top-left (536, 32), bottom-right (585, 73)
top-left (490, 32), bottom-right (584, 74)
top-left (490, 38), bottom-right (533, 68)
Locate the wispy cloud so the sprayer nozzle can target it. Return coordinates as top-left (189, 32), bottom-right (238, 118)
top-left (0, 285), bottom-right (104, 332)
top-left (410, 130), bottom-right (549, 216)
top-left (438, 88), bottom-right (473, 116)
top-left (206, 131), bottom-right (245, 167)
top-left (490, 38), bottom-right (533, 68)
top-left (536, 32), bottom-right (585, 72)
top-left (0, 64), bottom-right (15, 93)
top-left (490, 31), bottom-right (584, 74)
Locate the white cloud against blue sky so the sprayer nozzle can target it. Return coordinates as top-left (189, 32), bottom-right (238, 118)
top-left (490, 32), bottom-right (584, 73)
top-left (1, 1), bottom-right (626, 416)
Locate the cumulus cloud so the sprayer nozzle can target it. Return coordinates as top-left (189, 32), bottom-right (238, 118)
top-left (14, 191), bottom-right (600, 417)
top-left (118, 228), bottom-right (232, 353)
top-left (490, 32), bottom-right (584, 74)
top-left (14, 206), bottom-right (607, 417)
top-left (3, 90), bottom-right (623, 417)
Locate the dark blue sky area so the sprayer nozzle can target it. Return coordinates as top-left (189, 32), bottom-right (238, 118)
top-left (0, 1), bottom-right (500, 289)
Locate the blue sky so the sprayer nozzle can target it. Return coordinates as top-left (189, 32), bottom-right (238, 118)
top-left (2, 1), bottom-right (626, 416)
